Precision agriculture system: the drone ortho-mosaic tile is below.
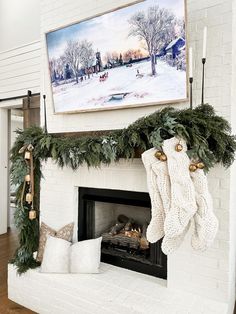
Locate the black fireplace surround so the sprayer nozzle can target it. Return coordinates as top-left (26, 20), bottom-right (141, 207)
top-left (78, 187), bottom-right (167, 279)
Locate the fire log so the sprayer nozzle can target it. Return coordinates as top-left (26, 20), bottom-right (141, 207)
top-left (140, 222), bottom-right (149, 250)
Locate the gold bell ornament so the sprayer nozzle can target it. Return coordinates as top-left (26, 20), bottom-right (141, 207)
top-left (154, 151), bottom-right (162, 159)
top-left (196, 162), bottom-right (205, 169)
top-left (189, 164), bottom-right (197, 172)
top-left (27, 144), bottom-right (34, 152)
top-left (24, 150), bottom-right (31, 160)
top-left (159, 153), bottom-right (167, 161)
top-left (175, 143), bottom-right (183, 152)
top-left (25, 174), bottom-right (31, 183)
top-left (18, 144), bottom-right (27, 154)
top-left (26, 193), bottom-right (33, 204)
top-left (29, 210), bottom-right (37, 220)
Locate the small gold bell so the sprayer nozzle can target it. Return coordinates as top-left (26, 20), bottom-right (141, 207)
top-left (196, 162), bottom-right (205, 169)
top-left (26, 193), bottom-right (33, 204)
top-left (27, 144), bottom-right (34, 152)
top-left (175, 143), bottom-right (183, 152)
top-left (25, 174), bottom-right (31, 183)
top-left (29, 210), bottom-right (37, 220)
top-left (154, 151), bottom-right (162, 159)
top-left (189, 164), bottom-right (197, 172)
top-left (159, 153), bottom-right (167, 161)
top-left (24, 151), bottom-right (31, 160)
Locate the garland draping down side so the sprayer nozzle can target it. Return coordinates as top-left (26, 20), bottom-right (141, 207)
top-left (10, 104), bottom-right (236, 273)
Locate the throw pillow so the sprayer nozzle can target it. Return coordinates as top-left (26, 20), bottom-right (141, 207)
top-left (41, 236), bottom-right (71, 273)
top-left (37, 222), bottom-right (74, 262)
top-left (70, 237), bottom-right (102, 274)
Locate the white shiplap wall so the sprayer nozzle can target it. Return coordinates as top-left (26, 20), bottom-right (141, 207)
top-left (0, 41), bottom-right (40, 100)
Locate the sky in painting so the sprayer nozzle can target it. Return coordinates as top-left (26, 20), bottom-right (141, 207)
top-left (46, 0), bottom-right (185, 60)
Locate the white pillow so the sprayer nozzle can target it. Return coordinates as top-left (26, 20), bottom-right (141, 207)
top-left (41, 236), bottom-right (71, 273)
top-left (70, 237), bottom-right (102, 274)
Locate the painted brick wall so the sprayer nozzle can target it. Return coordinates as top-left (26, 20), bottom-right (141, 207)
top-left (39, 0), bottom-right (236, 311)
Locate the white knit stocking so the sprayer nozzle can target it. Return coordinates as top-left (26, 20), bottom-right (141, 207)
top-left (142, 148), bottom-right (165, 243)
top-left (162, 137), bottom-right (197, 238)
top-left (142, 146), bottom-right (190, 254)
top-left (151, 144), bottom-right (191, 255)
top-left (190, 170), bottom-right (219, 250)
top-left (162, 222), bottom-right (190, 255)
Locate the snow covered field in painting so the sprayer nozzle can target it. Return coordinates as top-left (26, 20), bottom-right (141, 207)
top-left (52, 59), bottom-right (186, 113)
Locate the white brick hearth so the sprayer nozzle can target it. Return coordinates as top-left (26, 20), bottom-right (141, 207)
top-left (8, 263), bottom-right (228, 314)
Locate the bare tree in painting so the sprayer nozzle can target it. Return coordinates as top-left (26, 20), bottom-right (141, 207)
top-left (64, 40), bottom-right (81, 83)
top-left (56, 56), bottom-right (66, 80)
top-left (79, 40), bottom-right (95, 78)
top-left (176, 18), bottom-right (185, 38)
top-left (49, 58), bottom-right (57, 82)
top-left (129, 6), bottom-right (175, 75)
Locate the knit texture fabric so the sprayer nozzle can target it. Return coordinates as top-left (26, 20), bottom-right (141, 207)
top-left (142, 146), bottom-right (191, 254)
top-left (142, 136), bottom-right (218, 255)
top-left (162, 137), bottom-right (197, 238)
top-left (142, 148), bottom-right (165, 243)
top-left (190, 170), bottom-right (219, 250)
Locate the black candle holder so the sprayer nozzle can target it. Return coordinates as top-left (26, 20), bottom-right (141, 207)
top-left (189, 77), bottom-right (193, 109)
top-left (201, 58), bottom-right (206, 105)
top-left (43, 95), bottom-right (48, 134)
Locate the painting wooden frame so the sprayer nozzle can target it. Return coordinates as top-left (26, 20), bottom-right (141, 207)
top-left (45, 0), bottom-right (188, 114)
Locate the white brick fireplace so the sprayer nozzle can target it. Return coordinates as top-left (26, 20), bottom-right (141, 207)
top-left (39, 159), bottom-right (232, 301)
top-left (8, 158), bottom-right (233, 313)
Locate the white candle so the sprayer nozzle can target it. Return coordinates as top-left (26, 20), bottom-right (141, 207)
top-left (189, 47), bottom-right (193, 78)
top-left (203, 26), bottom-right (207, 58)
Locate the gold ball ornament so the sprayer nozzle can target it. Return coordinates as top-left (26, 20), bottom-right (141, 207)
top-left (196, 162), bottom-right (205, 169)
top-left (29, 210), bottom-right (37, 220)
top-left (159, 153), bottom-right (167, 161)
top-left (154, 151), bottom-right (162, 159)
top-left (26, 193), bottom-right (33, 204)
top-left (189, 164), bottom-right (197, 172)
top-left (175, 143), bottom-right (183, 152)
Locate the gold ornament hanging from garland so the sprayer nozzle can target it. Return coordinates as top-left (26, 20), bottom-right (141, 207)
top-left (19, 144), bottom-right (37, 220)
top-left (189, 164), bottom-right (197, 172)
top-left (196, 162), bottom-right (205, 169)
top-left (159, 154), bottom-right (167, 161)
top-left (154, 151), bottom-right (162, 159)
top-left (175, 143), bottom-right (183, 152)
top-left (24, 150), bottom-right (31, 160)
top-left (25, 174), bottom-right (31, 183)
top-left (29, 210), bottom-right (37, 220)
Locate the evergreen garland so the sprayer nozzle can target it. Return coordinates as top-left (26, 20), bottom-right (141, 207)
top-left (10, 104), bottom-right (236, 273)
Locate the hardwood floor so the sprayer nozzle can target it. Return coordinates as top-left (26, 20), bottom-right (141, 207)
top-left (0, 229), bottom-right (36, 314)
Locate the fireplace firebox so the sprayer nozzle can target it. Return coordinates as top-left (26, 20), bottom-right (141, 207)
top-left (78, 187), bottom-right (167, 279)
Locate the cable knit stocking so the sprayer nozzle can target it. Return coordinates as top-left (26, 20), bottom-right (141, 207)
top-left (151, 145), bottom-right (191, 255)
top-left (162, 222), bottom-right (190, 255)
top-left (142, 146), bottom-right (190, 254)
top-left (190, 170), bottom-right (219, 250)
top-left (142, 148), bottom-right (165, 243)
top-left (162, 137), bottom-right (197, 238)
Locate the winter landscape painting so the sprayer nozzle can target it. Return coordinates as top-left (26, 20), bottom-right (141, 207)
top-left (46, 0), bottom-right (187, 113)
